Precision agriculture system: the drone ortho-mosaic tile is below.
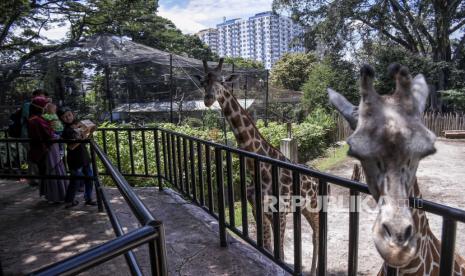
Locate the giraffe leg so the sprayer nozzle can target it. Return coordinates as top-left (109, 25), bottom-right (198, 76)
top-left (263, 213), bottom-right (273, 252)
top-left (246, 186), bottom-right (272, 251)
top-left (302, 207), bottom-right (319, 276)
top-left (279, 211), bottom-right (287, 260)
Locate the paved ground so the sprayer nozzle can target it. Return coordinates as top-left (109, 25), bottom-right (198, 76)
top-left (0, 182), bottom-right (285, 276)
top-left (315, 138), bottom-right (465, 275)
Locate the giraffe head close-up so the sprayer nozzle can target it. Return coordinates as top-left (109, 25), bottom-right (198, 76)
top-left (193, 58), bottom-right (238, 107)
top-left (328, 64), bottom-right (437, 267)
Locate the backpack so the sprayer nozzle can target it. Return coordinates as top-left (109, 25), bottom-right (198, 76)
top-left (8, 108), bottom-right (22, 138)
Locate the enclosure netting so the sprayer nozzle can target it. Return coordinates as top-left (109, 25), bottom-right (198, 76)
top-left (0, 35), bottom-right (276, 128)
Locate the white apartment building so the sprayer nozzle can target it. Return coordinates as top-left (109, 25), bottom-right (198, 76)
top-left (196, 28), bottom-right (219, 53)
top-left (197, 12), bottom-right (304, 69)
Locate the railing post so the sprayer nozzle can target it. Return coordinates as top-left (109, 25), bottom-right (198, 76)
top-left (439, 218), bottom-right (457, 276)
top-left (254, 159), bottom-right (264, 248)
top-left (215, 147), bottom-right (227, 247)
top-left (154, 130), bottom-right (163, 191)
top-left (318, 179), bottom-right (328, 276)
top-left (90, 142), bottom-right (104, 213)
top-left (148, 221), bottom-right (168, 276)
top-left (348, 189), bottom-right (359, 276)
top-left (293, 171), bottom-right (302, 275)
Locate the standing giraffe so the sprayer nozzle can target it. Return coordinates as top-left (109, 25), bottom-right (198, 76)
top-left (328, 63), bottom-right (465, 275)
top-left (194, 58), bottom-right (319, 274)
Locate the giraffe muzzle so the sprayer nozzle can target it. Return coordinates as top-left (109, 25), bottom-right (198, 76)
top-left (372, 202), bottom-right (418, 267)
top-left (204, 95), bottom-right (215, 107)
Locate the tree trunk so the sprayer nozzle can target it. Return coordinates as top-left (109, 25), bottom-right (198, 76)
top-left (430, 0), bottom-right (453, 111)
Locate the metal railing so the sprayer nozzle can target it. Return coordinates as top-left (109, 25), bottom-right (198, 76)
top-left (95, 127), bottom-right (465, 276)
top-left (0, 137), bottom-right (167, 276)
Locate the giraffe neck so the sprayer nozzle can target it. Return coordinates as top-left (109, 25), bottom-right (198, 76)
top-left (385, 178), bottom-right (464, 275)
top-left (215, 83), bottom-right (281, 158)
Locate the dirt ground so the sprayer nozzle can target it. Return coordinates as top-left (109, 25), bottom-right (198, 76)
top-left (279, 138), bottom-right (465, 275)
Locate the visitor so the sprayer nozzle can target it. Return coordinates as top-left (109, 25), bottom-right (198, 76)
top-left (21, 89), bottom-right (49, 186)
top-left (58, 107), bottom-right (96, 208)
top-left (28, 96), bottom-right (68, 203)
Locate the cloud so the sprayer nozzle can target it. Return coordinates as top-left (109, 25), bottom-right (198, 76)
top-left (158, 0), bottom-right (273, 34)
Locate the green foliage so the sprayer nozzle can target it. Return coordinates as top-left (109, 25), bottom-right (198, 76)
top-left (270, 53), bottom-right (318, 90)
top-left (223, 57), bottom-right (264, 69)
top-left (256, 108), bottom-right (335, 161)
top-left (202, 109), bottom-right (221, 129)
top-left (441, 89), bottom-right (465, 112)
top-left (301, 62), bottom-right (334, 112)
top-left (301, 57), bottom-right (358, 112)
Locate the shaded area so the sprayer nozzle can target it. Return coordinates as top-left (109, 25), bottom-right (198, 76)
top-left (0, 181), bottom-right (286, 275)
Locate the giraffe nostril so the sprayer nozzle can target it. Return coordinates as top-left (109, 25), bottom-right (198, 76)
top-left (382, 223), bottom-right (392, 238)
top-left (403, 225), bottom-right (413, 241)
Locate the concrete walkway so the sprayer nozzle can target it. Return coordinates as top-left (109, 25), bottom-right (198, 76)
top-left (0, 180), bottom-right (285, 275)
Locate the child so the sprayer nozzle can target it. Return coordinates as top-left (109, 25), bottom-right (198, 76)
top-left (57, 107), bottom-right (96, 208)
top-left (43, 103), bottom-right (64, 135)
top-left (43, 102), bottom-right (65, 158)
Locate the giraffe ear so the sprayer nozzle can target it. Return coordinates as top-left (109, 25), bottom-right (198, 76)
top-left (223, 74), bottom-right (239, 83)
top-left (411, 74), bottom-right (429, 113)
top-left (327, 88), bottom-right (359, 130)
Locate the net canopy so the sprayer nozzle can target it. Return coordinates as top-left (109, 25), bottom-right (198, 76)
top-left (0, 34), bottom-right (274, 127)
top-left (45, 34), bottom-right (225, 69)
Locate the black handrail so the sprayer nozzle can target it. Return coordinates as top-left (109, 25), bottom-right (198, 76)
top-left (0, 137), bottom-right (168, 276)
top-left (30, 226), bottom-right (158, 276)
top-left (94, 127), bottom-right (465, 276)
top-left (91, 140), bottom-right (156, 225)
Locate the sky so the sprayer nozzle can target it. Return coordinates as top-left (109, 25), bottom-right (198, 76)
top-left (39, 0), bottom-right (275, 40)
top-left (158, 0), bottom-right (274, 34)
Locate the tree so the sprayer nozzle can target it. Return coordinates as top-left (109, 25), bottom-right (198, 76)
top-left (0, 0), bottom-right (216, 106)
top-left (270, 53), bottom-right (317, 90)
top-left (224, 57), bottom-right (264, 69)
top-left (301, 57), bottom-right (358, 112)
top-left (273, 0), bottom-right (465, 109)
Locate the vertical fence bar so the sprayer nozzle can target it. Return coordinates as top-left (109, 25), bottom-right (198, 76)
top-left (265, 69), bottom-right (269, 126)
top-left (254, 159), bottom-right (264, 248)
top-left (171, 134), bottom-right (177, 188)
top-left (439, 218), bottom-right (457, 276)
top-left (318, 179), bottom-right (328, 276)
top-left (215, 148), bottom-right (227, 247)
top-left (197, 141), bottom-right (205, 207)
top-left (205, 145), bottom-right (213, 213)
top-left (271, 165), bottom-right (281, 261)
top-left (142, 130), bottom-right (148, 176)
top-left (90, 144), bottom-right (104, 213)
top-left (348, 190), bottom-right (360, 276)
top-left (102, 130), bottom-right (107, 155)
top-left (15, 142), bottom-right (20, 169)
top-left (176, 136), bottom-right (183, 192)
top-left (115, 130), bottom-right (121, 172)
top-left (239, 155), bottom-right (249, 237)
top-left (154, 130), bottom-right (162, 191)
top-left (154, 222), bottom-right (168, 276)
top-left (6, 141), bottom-right (11, 168)
top-left (183, 138), bottom-right (190, 196)
top-left (166, 134), bottom-right (173, 183)
top-left (161, 132), bottom-right (168, 181)
top-left (189, 140), bottom-right (197, 203)
top-left (293, 171), bottom-right (302, 275)
top-left (128, 130), bottom-right (135, 176)
top-left (226, 151), bottom-right (235, 228)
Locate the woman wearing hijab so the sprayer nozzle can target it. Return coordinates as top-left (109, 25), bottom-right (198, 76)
top-left (28, 96), bottom-right (68, 203)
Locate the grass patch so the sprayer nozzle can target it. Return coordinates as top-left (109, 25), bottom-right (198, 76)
top-left (225, 201), bottom-right (255, 227)
top-left (310, 143), bottom-right (349, 171)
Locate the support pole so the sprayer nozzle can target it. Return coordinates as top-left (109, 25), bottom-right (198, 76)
top-left (104, 65), bottom-right (113, 122)
top-left (265, 69), bottom-right (269, 127)
top-left (169, 54), bottom-right (174, 123)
